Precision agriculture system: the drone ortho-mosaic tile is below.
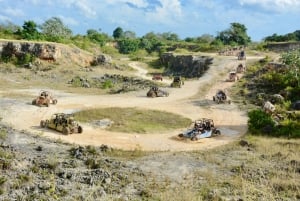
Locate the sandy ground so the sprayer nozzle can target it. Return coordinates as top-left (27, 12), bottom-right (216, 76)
top-left (0, 55), bottom-right (259, 151)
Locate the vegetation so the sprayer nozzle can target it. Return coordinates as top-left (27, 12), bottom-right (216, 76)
top-left (264, 30), bottom-right (300, 42)
top-left (75, 107), bottom-right (191, 133)
top-left (39, 17), bottom-right (73, 41)
top-left (0, 17), bottom-right (252, 57)
top-left (229, 49), bottom-right (300, 138)
top-left (215, 22), bottom-right (251, 46)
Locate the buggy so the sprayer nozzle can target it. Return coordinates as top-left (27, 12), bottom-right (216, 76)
top-left (171, 76), bottom-right (184, 88)
top-left (178, 118), bottom-right (221, 141)
top-left (213, 90), bottom-right (231, 104)
top-left (40, 113), bottom-right (83, 135)
top-left (152, 74), bottom-right (163, 81)
top-left (32, 90), bottom-right (57, 107)
top-left (236, 63), bottom-right (246, 73)
top-left (226, 71), bottom-right (239, 82)
top-left (147, 86), bottom-right (169, 97)
top-left (237, 50), bottom-right (246, 60)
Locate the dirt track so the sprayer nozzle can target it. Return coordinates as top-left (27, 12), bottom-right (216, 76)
top-left (0, 55), bottom-right (256, 151)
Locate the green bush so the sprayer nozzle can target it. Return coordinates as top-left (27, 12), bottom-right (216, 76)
top-left (248, 109), bottom-right (300, 138)
top-left (18, 53), bottom-right (35, 65)
top-left (248, 109), bottom-right (275, 135)
top-left (277, 120), bottom-right (300, 138)
top-left (101, 80), bottom-right (113, 89)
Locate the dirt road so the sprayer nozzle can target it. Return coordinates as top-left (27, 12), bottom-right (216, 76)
top-left (0, 55), bottom-right (255, 151)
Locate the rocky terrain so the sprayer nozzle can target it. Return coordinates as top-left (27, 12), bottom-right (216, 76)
top-left (0, 40), bottom-right (299, 200)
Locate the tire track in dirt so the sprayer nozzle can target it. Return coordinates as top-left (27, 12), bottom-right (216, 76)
top-left (0, 55), bottom-right (260, 151)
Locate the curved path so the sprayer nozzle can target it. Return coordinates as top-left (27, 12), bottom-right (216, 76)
top-left (0, 55), bottom-right (257, 151)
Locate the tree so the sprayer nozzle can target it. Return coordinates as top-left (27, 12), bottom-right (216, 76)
top-left (21, 20), bottom-right (40, 40)
top-left (264, 30), bottom-right (300, 42)
top-left (184, 37), bottom-right (196, 42)
top-left (86, 29), bottom-right (110, 46)
top-left (117, 38), bottom-right (140, 54)
top-left (216, 22), bottom-right (251, 46)
top-left (196, 34), bottom-right (214, 44)
top-left (140, 32), bottom-right (164, 53)
top-left (160, 32), bottom-right (179, 41)
top-left (123, 30), bottom-right (136, 39)
top-left (0, 21), bottom-right (20, 34)
top-left (143, 32), bottom-right (162, 41)
top-left (113, 27), bottom-right (124, 39)
top-left (139, 37), bottom-right (163, 53)
top-left (39, 17), bottom-right (72, 40)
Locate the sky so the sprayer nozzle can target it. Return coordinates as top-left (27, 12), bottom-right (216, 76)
top-left (0, 0), bottom-right (299, 41)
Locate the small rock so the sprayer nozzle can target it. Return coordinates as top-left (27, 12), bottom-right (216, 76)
top-left (239, 139), bottom-right (249, 147)
top-left (36, 146), bottom-right (43, 151)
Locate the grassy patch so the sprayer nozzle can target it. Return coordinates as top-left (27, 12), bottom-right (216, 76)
top-left (0, 128), bottom-right (7, 140)
top-left (75, 107), bottom-right (191, 133)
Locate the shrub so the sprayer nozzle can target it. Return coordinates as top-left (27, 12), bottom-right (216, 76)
top-left (101, 80), bottom-right (113, 89)
top-left (248, 109), bottom-right (275, 135)
top-left (277, 120), bottom-right (300, 138)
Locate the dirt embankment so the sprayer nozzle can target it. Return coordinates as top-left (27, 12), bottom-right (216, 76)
top-left (0, 54), bottom-right (259, 151)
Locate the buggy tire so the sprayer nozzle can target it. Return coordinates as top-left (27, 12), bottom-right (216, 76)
top-left (228, 100), bottom-right (231, 104)
top-left (214, 130), bottom-right (221, 135)
top-left (213, 96), bottom-right (215, 101)
top-left (53, 99), bottom-right (57, 105)
top-left (63, 127), bottom-right (70, 135)
top-left (32, 99), bottom-right (36, 105)
top-left (178, 133), bottom-right (184, 138)
top-left (78, 126), bottom-right (83, 133)
top-left (191, 136), bottom-right (197, 141)
top-left (40, 120), bottom-right (46, 128)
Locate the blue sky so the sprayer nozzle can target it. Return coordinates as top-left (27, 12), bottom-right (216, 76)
top-left (0, 0), bottom-right (299, 41)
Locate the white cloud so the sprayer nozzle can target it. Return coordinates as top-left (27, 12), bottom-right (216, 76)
top-left (100, 0), bottom-right (148, 7)
top-left (239, 0), bottom-right (300, 12)
top-left (3, 7), bottom-right (25, 17)
top-left (125, 0), bottom-right (149, 8)
top-left (59, 15), bottom-right (79, 26)
top-left (0, 15), bottom-right (11, 22)
top-left (145, 0), bottom-right (183, 25)
top-left (74, 1), bottom-right (97, 18)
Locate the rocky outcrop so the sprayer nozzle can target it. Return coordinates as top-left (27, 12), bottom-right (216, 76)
top-left (160, 52), bottom-right (213, 78)
top-left (0, 39), bottom-right (94, 67)
top-left (92, 54), bottom-right (112, 65)
top-left (265, 42), bottom-right (300, 52)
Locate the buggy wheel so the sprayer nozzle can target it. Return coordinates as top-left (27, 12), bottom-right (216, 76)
top-left (78, 126), bottom-right (83, 133)
top-left (62, 127), bottom-right (70, 135)
top-left (32, 99), bottom-right (36, 105)
top-left (191, 136), bottom-right (197, 141)
top-left (213, 96), bottom-right (215, 101)
top-left (214, 130), bottom-right (221, 135)
top-left (178, 133), bottom-right (184, 138)
top-left (40, 120), bottom-right (46, 128)
top-left (228, 100), bottom-right (231, 104)
top-left (45, 120), bottom-right (49, 127)
top-left (53, 99), bottom-right (57, 105)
